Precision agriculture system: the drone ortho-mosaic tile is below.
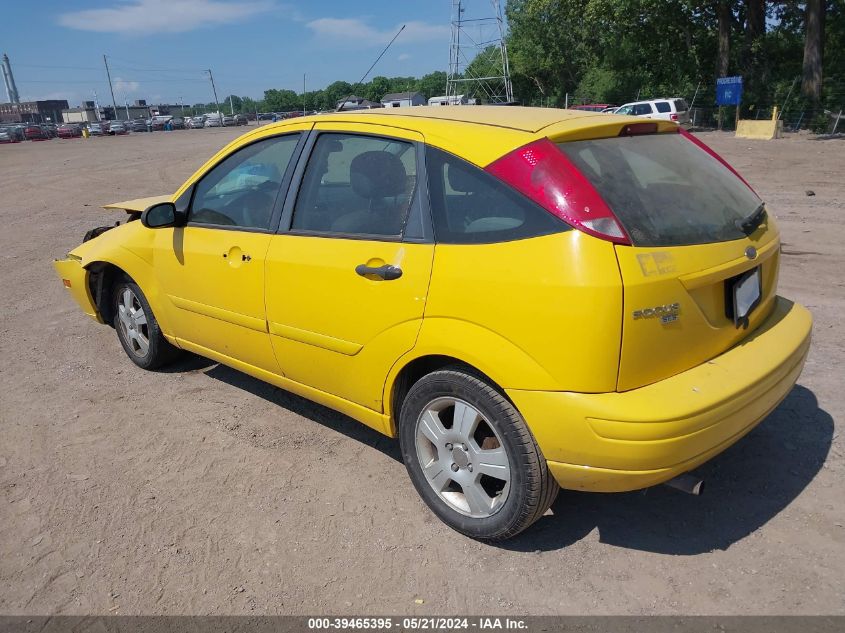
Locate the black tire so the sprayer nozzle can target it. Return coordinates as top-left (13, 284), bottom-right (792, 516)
top-left (112, 276), bottom-right (181, 370)
top-left (399, 366), bottom-right (559, 541)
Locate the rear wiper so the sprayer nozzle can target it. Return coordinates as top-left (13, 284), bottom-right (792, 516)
top-left (735, 202), bottom-right (767, 235)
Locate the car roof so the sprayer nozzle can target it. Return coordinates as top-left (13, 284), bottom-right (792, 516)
top-left (252, 105), bottom-right (669, 166)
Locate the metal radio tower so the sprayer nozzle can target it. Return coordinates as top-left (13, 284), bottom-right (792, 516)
top-left (446, 0), bottom-right (513, 104)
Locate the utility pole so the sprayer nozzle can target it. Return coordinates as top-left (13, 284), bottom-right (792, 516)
top-left (206, 69), bottom-right (220, 115)
top-left (103, 55), bottom-right (119, 120)
top-left (303, 73), bottom-right (306, 116)
top-left (229, 94), bottom-right (234, 115)
top-left (123, 92), bottom-right (130, 120)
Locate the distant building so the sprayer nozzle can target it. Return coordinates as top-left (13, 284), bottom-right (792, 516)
top-left (62, 106), bottom-right (99, 124)
top-left (381, 91), bottom-right (425, 108)
top-left (335, 95), bottom-right (383, 111)
top-left (0, 99), bottom-right (69, 123)
top-left (428, 94), bottom-right (477, 106)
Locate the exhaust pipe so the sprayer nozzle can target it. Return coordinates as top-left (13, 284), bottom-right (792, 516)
top-left (664, 473), bottom-right (704, 496)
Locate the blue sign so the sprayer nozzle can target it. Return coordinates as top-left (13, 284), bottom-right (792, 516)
top-left (716, 76), bottom-right (743, 106)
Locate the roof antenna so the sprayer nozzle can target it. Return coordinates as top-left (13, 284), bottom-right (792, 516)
top-left (337, 24), bottom-right (406, 112)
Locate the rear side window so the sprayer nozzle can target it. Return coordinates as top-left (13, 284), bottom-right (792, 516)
top-left (558, 134), bottom-right (761, 247)
top-left (292, 133), bottom-right (417, 238)
top-left (426, 147), bottom-right (568, 244)
top-left (655, 101), bottom-right (671, 113)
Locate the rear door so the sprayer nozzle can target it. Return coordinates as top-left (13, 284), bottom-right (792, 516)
top-left (558, 131), bottom-right (779, 391)
top-left (265, 123), bottom-right (433, 411)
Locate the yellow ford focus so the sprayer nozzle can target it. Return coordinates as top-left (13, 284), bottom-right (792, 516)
top-left (55, 107), bottom-right (811, 540)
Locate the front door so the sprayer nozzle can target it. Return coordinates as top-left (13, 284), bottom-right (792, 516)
top-left (154, 132), bottom-right (303, 373)
top-left (265, 125), bottom-right (434, 411)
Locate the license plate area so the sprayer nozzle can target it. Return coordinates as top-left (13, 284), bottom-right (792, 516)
top-left (725, 267), bottom-right (762, 328)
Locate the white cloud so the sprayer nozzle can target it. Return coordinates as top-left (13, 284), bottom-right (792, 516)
top-left (306, 18), bottom-right (449, 46)
top-left (114, 78), bottom-right (141, 94)
top-left (58, 0), bottom-right (274, 35)
top-left (397, 53), bottom-right (411, 61)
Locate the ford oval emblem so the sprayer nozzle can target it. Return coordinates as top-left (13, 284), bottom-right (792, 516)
top-left (745, 246), bottom-right (758, 260)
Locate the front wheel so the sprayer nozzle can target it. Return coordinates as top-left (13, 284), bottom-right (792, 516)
top-left (112, 277), bottom-right (181, 370)
top-left (399, 367), bottom-right (558, 541)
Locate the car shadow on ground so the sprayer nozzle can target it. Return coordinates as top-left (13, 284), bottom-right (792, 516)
top-left (193, 361), bottom-right (832, 555)
top-left (502, 384), bottom-right (833, 555)
top-left (202, 362), bottom-right (403, 463)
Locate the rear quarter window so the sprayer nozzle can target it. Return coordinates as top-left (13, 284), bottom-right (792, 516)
top-left (426, 147), bottom-right (568, 244)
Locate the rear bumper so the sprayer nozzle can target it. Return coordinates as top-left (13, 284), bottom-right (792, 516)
top-left (54, 258), bottom-right (101, 323)
top-left (507, 297), bottom-right (812, 492)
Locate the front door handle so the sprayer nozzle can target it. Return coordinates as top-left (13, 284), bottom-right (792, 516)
top-left (355, 264), bottom-right (402, 281)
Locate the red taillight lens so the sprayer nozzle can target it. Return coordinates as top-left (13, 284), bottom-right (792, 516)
top-left (485, 138), bottom-right (631, 244)
top-left (679, 128), bottom-right (756, 194)
top-left (670, 113), bottom-right (678, 121)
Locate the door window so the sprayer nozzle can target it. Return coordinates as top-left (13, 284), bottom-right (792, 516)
top-left (655, 101), bottom-right (671, 113)
top-left (426, 147), bottom-right (567, 244)
top-left (291, 133), bottom-right (417, 238)
top-left (190, 134), bottom-right (300, 230)
top-left (632, 103), bottom-right (654, 116)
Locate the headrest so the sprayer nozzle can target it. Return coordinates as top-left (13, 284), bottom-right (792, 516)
top-left (446, 162), bottom-right (485, 193)
top-left (350, 151), bottom-right (407, 199)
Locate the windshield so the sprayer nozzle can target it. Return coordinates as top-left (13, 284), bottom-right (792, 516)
top-left (557, 134), bottom-right (762, 246)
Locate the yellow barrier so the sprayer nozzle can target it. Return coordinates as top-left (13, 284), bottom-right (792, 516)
top-left (735, 107), bottom-right (783, 140)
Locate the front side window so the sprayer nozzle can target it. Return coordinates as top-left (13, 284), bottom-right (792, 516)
top-left (291, 133), bottom-right (417, 238)
top-left (190, 134), bottom-right (300, 230)
top-left (426, 147), bottom-right (567, 244)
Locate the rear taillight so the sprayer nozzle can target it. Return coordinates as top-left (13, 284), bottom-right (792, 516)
top-left (679, 128), bottom-right (756, 194)
top-left (485, 138), bottom-right (631, 245)
top-left (670, 113), bottom-right (678, 121)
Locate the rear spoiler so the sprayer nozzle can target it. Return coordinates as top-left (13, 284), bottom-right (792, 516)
top-left (102, 194), bottom-right (172, 213)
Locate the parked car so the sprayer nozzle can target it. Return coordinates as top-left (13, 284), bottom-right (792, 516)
top-left (109, 121), bottom-right (128, 135)
top-left (54, 107), bottom-right (811, 541)
top-left (130, 119), bottom-right (148, 132)
top-left (24, 125), bottom-right (48, 141)
top-left (0, 125), bottom-right (24, 143)
top-left (187, 116), bottom-right (206, 129)
top-left (614, 98), bottom-right (691, 123)
top-left (204, 115), bottom-right (222, 127)
top-left (42, 123), bottom-right (58, 138)
top-left (88, 122), bottom-right (104, 136)
top-left (234, 114), bottom-right (249, 126)
top-left (222, 115), bottom-right (235, 126)
top-left (170, 117), bottom-right (185, 130)
top-left (570, 103), bottom-right (616, 113)
top-left (150, 116), bottom-right (172, 131)
top-left (57, 124), bottom-right (82, 138)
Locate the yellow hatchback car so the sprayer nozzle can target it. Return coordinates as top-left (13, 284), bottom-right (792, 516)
top-left (55, 107), bottom-right (811, 540)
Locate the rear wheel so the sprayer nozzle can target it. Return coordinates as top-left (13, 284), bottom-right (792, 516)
top-left (112, 277), bottom-right (181, 370)
top-left (399, 367), bottom-right (558, 540)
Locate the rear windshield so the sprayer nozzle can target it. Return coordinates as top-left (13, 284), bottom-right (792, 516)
top-left (557, 134), bottom-right (761, 246)
top-left (674, 99), bottom-right (689, 111)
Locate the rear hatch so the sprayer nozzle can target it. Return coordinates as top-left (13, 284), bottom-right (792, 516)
top-left (557, 130), bottom-right (778, 390)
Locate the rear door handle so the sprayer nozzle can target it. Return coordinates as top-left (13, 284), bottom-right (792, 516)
top-left (355, 264), bottom-right (402, 281)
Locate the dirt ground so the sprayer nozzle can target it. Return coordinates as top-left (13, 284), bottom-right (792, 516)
top-left (0, 126), bottom-right (843, 616)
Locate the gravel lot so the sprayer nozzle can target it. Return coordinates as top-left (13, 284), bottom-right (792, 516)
top-left (0, 126), bottom-right (843, 615)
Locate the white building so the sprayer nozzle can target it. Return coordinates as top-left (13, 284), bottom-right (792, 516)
top-left (381, 91), bottom-right (426, 108)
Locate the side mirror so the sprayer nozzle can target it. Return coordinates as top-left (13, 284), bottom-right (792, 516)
top-left (141, 202), bottom-right (180, 229)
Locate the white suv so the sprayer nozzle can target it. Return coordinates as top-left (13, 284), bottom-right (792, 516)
top-left (614, 98), bottom-right (690, 124)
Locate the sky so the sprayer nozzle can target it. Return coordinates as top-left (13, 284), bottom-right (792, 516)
top-left (0, 0), bottom-right (494, 107)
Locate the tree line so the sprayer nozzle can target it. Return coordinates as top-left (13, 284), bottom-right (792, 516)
top-left (184, 1), bottom-right (841, 123)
